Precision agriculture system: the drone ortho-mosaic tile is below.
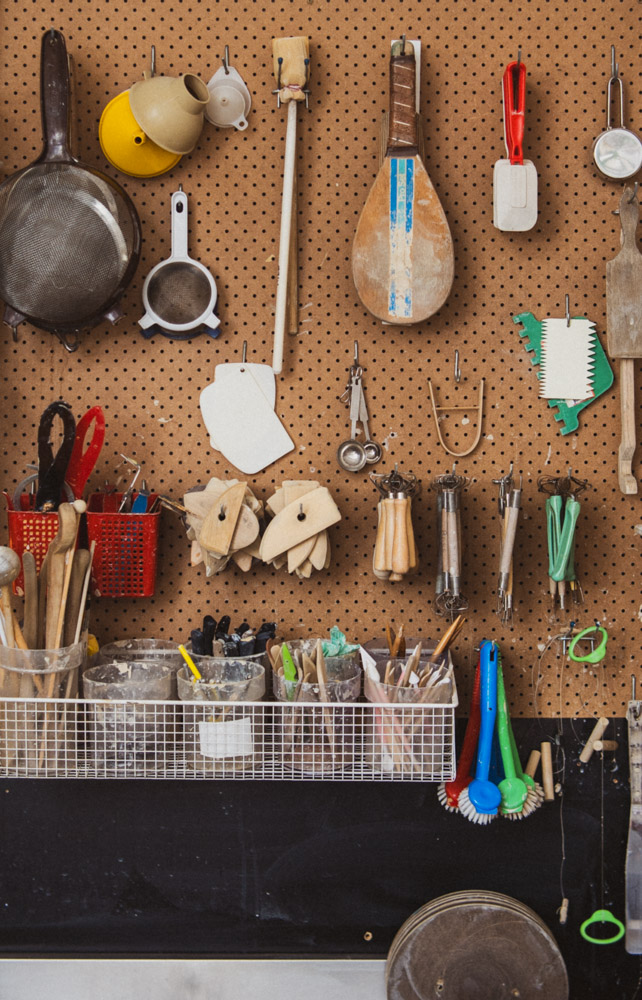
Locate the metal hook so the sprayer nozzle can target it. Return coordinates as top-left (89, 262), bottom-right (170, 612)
top-left (151, 45), bottom-right (156, 78)
top-left (297, 503), bottom-right (306, 521)
top-left (401, 34), bottom-right (406, 54)
top-left (517, 47), bottom-right (521, 68)
top-left (454, 350), bottom-right (461, 383)
top-left (242, 340), bottom-right (247, 364)
top-left (565, 293), bottom-right (570, 328)
top-left (304, 58), bottom-right (311, 109)
top-left (611, 44), bottom-right (618, 81)
top-left (629, 181), bottom-right (639, 203)
top-left (222, 44), bottom-right (230, 75)
top-left (354, 340), bottom-right (359, 365)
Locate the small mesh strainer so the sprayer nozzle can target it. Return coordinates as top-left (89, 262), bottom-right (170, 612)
top-left (138, 187), bottom-right (220, 340)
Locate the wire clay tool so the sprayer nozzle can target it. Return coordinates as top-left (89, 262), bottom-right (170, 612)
top-left (433, 468), bottom-right (468, 618)
top-left (626, 688), bottom-right (642, 953)
top-left (493, 465), bottom-right (522, 622)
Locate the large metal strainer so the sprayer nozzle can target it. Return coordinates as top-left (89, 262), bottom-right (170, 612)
top-left (0, 30), bottom-right (141, 351)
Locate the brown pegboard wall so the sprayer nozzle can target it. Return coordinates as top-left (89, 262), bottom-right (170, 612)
top-left (1, 2), bottom-right (641, 718)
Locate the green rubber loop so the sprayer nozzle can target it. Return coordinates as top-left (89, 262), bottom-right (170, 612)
top-left (580, 909), bottom-right (625, 945)
top-left (569, 625), bottom-right (608, 664)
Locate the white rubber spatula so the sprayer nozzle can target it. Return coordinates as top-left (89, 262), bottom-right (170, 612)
top-left (200, 365), bottom-right (294, 474)
top-left (493, 59), bottom-right (538, 232)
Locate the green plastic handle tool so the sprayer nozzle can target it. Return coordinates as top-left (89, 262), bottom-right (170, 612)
top-left (495, 650), bottom-right (528, 815)
top-left (506, 704), bottom-right (538, 797)
top-left (546, 495), bottom-right (562, 577)
top-left (551, 497), bottom-right (581, 581)
top-left (580, 908), bottom-right (625, 945)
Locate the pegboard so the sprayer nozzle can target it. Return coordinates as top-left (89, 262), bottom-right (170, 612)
top-left (1, 1), bottom-right (641, 719)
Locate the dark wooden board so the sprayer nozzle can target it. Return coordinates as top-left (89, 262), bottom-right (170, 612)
top-left (0, 718), bottom-right (637, 1000)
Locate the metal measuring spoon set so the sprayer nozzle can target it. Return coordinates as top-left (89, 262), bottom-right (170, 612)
top-left (337, 345), bottom-right (382, 472)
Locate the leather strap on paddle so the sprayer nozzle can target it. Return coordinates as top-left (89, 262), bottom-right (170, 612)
top-left (387, 41), bottom-right (418, 155)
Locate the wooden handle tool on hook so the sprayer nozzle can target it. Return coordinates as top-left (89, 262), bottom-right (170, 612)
top-left (271, 36), bottom-right (309, 375)
top-left (606, 185), bottom-right (642, 494)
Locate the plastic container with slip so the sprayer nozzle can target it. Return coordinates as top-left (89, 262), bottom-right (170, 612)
top-left (177, 656), bottom-right (265, 775)
top-left (83, 661), bottom-right (173, 776)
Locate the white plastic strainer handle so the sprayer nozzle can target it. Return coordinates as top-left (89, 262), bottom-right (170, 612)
top-left (170, 188), bottom-right (190, 260)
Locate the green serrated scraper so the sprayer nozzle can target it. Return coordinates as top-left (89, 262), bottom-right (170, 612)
top-left (513, 311), bottom-right (614, 435)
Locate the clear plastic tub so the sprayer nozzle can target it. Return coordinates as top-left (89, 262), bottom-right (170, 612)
top-left (273, 657), bottom-right (361, 775)
top-left (94, 639), bottom-right (185, 697)
top-left (83, 661), bottom-right (174, 776)
top-left (177, 659), bottom-right (265, 774)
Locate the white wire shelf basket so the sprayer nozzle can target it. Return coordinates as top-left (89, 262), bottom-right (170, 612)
top-left (0, 696), bottom-right (457, 781)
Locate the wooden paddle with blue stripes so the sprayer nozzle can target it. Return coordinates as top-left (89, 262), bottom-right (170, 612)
top-left (352, 40), bottom-right (454, 326)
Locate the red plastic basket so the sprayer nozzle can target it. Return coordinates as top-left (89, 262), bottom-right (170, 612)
top-left (86, 493), bottom-right (160, 598)
top-left (4, 492), bottom-right (59, 595)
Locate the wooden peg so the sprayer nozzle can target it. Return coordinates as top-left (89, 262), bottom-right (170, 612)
top-left (579, 718), bottom-right (609, 764)
top-left (541, 741), bottom-right (555, 801)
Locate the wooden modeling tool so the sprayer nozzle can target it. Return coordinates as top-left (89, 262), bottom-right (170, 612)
top-left (606, 185), bottom-right (642, 494)
top-left (352, 38), bottom-right (453, 325)
top-left (271, 35), bottom-right (310, 374)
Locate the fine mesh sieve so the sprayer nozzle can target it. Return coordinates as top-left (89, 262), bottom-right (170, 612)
top-left (0, 30), bottom-right (141, 351)
top-left (138, 187), bottom-right (220, 340)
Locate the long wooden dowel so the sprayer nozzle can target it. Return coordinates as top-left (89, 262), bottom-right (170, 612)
top-left (272, 98), bottom-right (297, 374)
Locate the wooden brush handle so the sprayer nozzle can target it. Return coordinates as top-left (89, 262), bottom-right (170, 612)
top-left (373, 501), bottom-right (387, 573)
top-left (619, 359), bottom-right (638, 495)
top-left (45, 552), bottom-right (65, 651)
top-left (22, 551), bottom-right (38, 649)
top-left (391, 498), bottom-right (410, 575)
top-left (63, 549), bottom-right (90, 648)
top-left (387, 44), bottom-right (418, 153)
top-left (383, 498), bottom-right (395, 571)
top-left (499, 505), bottom-right (520, 577)
top-left (406, 498), bottom-right (417, 570)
